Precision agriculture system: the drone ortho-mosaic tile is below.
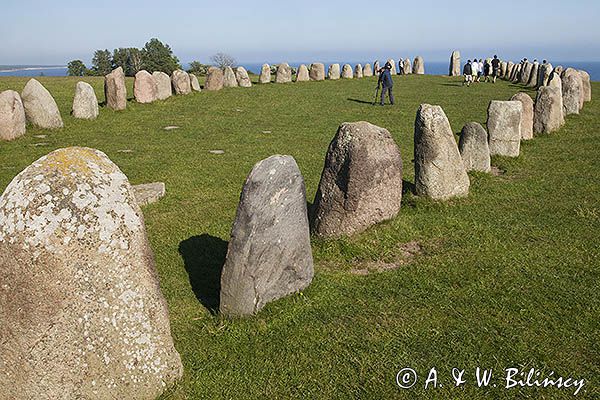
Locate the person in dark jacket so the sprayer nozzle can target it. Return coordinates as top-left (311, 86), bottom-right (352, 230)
top-left (377, 62), bottom-right (395, 106)
top-left (463, 60), bottom-right (473, 86)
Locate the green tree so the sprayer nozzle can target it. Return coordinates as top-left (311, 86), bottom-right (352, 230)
top-left (141, 38), bottom-right (180, 75)
top-left (112, 48), bottom-right (144, 76)
top-left (67, 59), bottom-right (88, 76)
top-left (187, 61), bottom-right (210, 76)
top-left (91, 49), bottom-right (113, 76)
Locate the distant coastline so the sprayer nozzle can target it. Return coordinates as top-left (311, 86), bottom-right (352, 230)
top-left (0, 65), bottom-right (66, 73)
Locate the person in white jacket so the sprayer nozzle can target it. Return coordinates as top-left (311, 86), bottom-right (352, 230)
top-left (471, 59), bottom-right (479, 82)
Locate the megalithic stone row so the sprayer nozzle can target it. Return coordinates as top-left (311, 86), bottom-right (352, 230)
top-left (310, 121), bottom-right (403, 237)
top-left (296, 64), bottom-right (310, 82)
top-left (309, 63), bottom-right (325, 81)
top-left (561, 68), bottom-right (583, 115)
top-left (205, 67), bottom-right (224, 91)
top-left (450, 51), bottom-right (461, 76)
top-left (354, 64), bottom-right (363, 78)
top-left (413, 56), bottom-right (425, 74)
top-left (578, 70), bottom-right (592, 102)
top-left (458, 122), bottom-right (491, 173)
top-left (510, 92), bottom-right (534, 140)
top-left (487, 100), bottom-right (523, 157)
top-left (235, 67), bottom-right (252, 87)
top-left (171, 69), bottom-right (192, 94)
top-left (189, 73), bottom-right (201, 91)
top-left (275, 63), bottom-right (292, 83)
top-left (21, 78), bottom-right (64, 128)
top-left (259, 63), bottom-right (271, 83)
top-left (0, 90), bottom-right (26, 140)
top-left (0, 147), bottom-right (183, 399)
top-left (219, 155), bottom-right (314, 317)
top-left (134, 70), bottom-right (158, 104)
top-left (153, 71), bottom-right (173, 100)
top-left (223, 66), bottom-right (238, 88)
top-left (414, 104), bottom-right (470, 200)
top-left (533, 86), bottom-right (565, 134)
top-left (341, 64), bottom-right (353, 79)
top-left (104, 67), bottom-right (127, 111)
top-left (72, 82), bottom-right (99, 120)
top-left (363, 63), bottom-right (373, 77)
top-left (328, 64), bottom-right (341, 80)
top-left (403, 58), bottom-right (412, 75)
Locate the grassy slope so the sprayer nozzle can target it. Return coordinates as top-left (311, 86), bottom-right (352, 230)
top-left (0, 75), bottom-right (598, 399)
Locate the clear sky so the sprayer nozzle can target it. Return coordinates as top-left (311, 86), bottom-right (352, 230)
top-left (2, 0), bottom-right (599, 65)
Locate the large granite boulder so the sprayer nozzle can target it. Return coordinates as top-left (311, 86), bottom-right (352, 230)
top-left (189, 73), bottom-right (201, 91)
top-left (449, 51), bottom-right (461, 76)
top-left (578, 70), bottom-right (591, 102)
top-left (205, 67), bottom-right (224, 91)
top-left (21, 79), bottom-right (63, 128)
top-left (153, 71), bottom-right (173, 100)
top-left (72, 82), bottom-right (99, 120)
top-left (533, 86), bottom-right (564, 134)
top-left (296, 64), bottom-right (310, 82)
top-left (310, 122), bottom-right (403, 237)
top-left (402, 58), bottom-right (412, 75)
top-left (328, 64), bottom-right (341, 80)
top-left (510, 92), bottom-right (534, 140)
top-left (134, 70), bottom-right (158, 103)
top-left (275, 63), bottom-right (292, 83)
top-left (309, 63), bottom-right (325, 81)
top-left (458, 122), bottom-right (491, 173)
top-left (219, 155), bottom-right (314, 316)
top-left (561, 68), bottom-right (583, 115)
top-left (0, 147), bottom-right (183, 399)
top-left (104, 67), bottom-right (127, 111)
top-left (487, 101), bottom-right (522, 157)
top-left (363, 63), bottom-right (373, 77)
top-left (223, 66), bottom-right (238, 88)
top-left (341, 64), bottom-right (353, 79)
top-left (0, 90), bottom-right (27, 140)
top-left (235, 67), bottom-right (252, 87)
top-left (414, 104), bottom-right (470, 200)
top-left (259, 64), bottom-right (271, 83)
top-left (354, 64), bottom-right (363, 78)
top-left (171, 69), bottom-right (192, 94)
top-left (413, 56), bottom-right (425, 74)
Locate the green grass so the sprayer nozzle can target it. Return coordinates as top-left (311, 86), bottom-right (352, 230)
top-left (0, 74), bottom-right (598, 399)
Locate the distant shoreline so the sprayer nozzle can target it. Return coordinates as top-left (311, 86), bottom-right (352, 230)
top-left (0, 66), bottom-right (66, 73)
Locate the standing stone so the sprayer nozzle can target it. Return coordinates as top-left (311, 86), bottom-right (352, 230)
top-left (548, 71), bottom-right (562, 89)
top-left (578, 70), bottom-right (592, 102)
top-left (414, 104), bottom-right (470, 200)
top-left (296, 64), bottom-right (309, 82)
top-left (72, 82), bottom-right (99, 120)
top-left (0, 90), bottom-right (26, 140)
top-left (506, 62), bottom-right (515, 80)
top-left (189, 73), bottom-right (201, 91)
top-left (205, 67), bottom-right (224, 91)
top-left (134, 70), bottom-right (158, 104)
top-left (354, 64), bottom-right (363, 78)
top-left (520, 61), bottom-right (532, 84)
top-left (21, 79), bottom-right (63, 129)
top-left (341, 64), bottom-right (353, 79)
top-left (363, 63), bottom-right (373, 77)
top-left (328, 64), bottom-right (341, 80)
top-left (387, 59), bottom-right (397, 75)
top-left (561, 68), bottom-right (583, 115)
top-left (171, 69), bottom-right (192, 95)
top-left (223, 66), bottom-right (238, 88)
top-left (458, 122), bottom-right (491, 172)
top-left (310, 121), bottom-right (403, 237)
top-left (402, 58), bottom-right (412, 75)
top-left (104, 67), bottom-right (127, 111)
top-left (537, 62), bottom-right (553, 87)
top-left (500, 61), bottom-right (508, 78)
top-left (259, 63), bottom-right (271, 84)
top-left (510, 93), bottom-right (534, 140)
top-left (533, 86), bottom-right (565, 134)
top-left (449, 51), bottom-right (461, 76)
top-left (553, 66), bottom-right (564, 76)
top-left (527, 62), bottom-right (539, 87)
top-left (153, 71), bottom-right (173, 100)
top-left (373, 60), bottom-right (381, 76)
top-left (0, 147), bottom-right (183, 399)
top-left (309, 63), bottom-right (325, 81)
top-left (487, 100), bottom-right (523, 157)
top-left (275, 63), bottom-right (292, 83)
top-left (235, 66), bottom-right (252, 87)
top-left (413, 56), bottom-right (425, 74)
top-left (219, 155), bottom-right (314, 316)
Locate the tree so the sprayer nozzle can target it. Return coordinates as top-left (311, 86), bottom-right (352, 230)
top-left (112, 48), bottom-right (143, 76)
top-left (211, 53), bottom-right (236, 68)
top-left (141, 38), bottom-right (180, 75)
top-left (187, 61), bottom-right (210, 76)
top-left (67, 60), bottom-right (88, 76)
top-left (91, 49), bottom-right (113, 76)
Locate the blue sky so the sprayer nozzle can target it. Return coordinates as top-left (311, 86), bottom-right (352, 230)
top-left (1, 0), bottom-right (599, 65)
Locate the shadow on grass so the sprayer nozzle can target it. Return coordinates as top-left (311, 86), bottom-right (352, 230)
top-left (402, 179), bottom-right (415, 196)
top-left (347, 98), bottom-right (377, 105)
top-left (178, 234), bottom-right (228, 314)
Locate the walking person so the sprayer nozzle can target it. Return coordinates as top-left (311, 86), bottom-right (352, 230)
top-left (398, 58), bottom-right (404, 75)
top-left (377, 61), bottom-right (395, 105)
top-left (463, 60), bottom-right (473, 86)
top-left (484, 60), bottom-right (491, 82)
top-left (471, 58), bottom-right (479, 83)
top-left (491, 55), bottom-right (500, 83)
top-left (478, 59), bottom-right (484, 82)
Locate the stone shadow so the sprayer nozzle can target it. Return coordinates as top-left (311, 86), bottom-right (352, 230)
top-left (178, 234), bottom-right (228, 314)
top-left (347, 98), bottom-right (377, 105)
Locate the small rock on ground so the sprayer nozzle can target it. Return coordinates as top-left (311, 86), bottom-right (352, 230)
top-left (209, 150), bottom-right (225, 154)
top-left (133, 182), bottom-right (166, 206)
top-left (163, 126), bottom-right (180, 131)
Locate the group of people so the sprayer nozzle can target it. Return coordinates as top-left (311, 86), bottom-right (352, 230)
top-left (463, 55), bottom-right (501, 86)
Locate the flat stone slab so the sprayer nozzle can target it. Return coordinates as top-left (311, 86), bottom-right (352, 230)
top-left (133, 182), bottom-right (166, 206)
top-left (209, 150), bottom-right (225, 154)
top-left (163, 126), bottom-right (180, 131)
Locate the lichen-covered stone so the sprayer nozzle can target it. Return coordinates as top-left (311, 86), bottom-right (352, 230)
top-left (328, 64), bottom-right (341, 80)
top-left (259, 64), bottom-right (271, 84)
top-left (510, 92), bottom-right (534, 140)
top-left (189, 73), bottom-right (201, 91)
top-left (533, 86), bottom-right (564, 134)
top-left (578, 70), bottom-right (591, 102)
top-left (153, 71), bottom-right (173, 100)
top-left (0, 147), bottom-right (182, 399)
top-left (309, 63), bottom-right (325, 81)
top-left (223, 66), bottom-right (238, 88)
top-left (133, 182), bottom-right (166, 206)
top-left (0, 90), bottom-right (26, 141)
top-left (235, 67), bottom-right (252, 87)
top-left (363, 63), bottom-right (373, 77)
top-left (449, 51), bottom-right (461, 76)
top-left (104, 67), bottom-right (127, 111)
top-left (296, 64), bottom-right (310, 82)
top-left (487, 100), bottom-right (522, 157)
top-left (134, 70), bottom-right (158, 104)
top-left (21, 79), bottom-right (63, 128)
top-left (72, 82), bottom-right (99, 120)
top-left (341, 64), bottom-right (353, 79)
top-left (387, 59), bottom-right (397, 75)
top-left (402, 58), bottom-right (412, 74)
top-left (171, 69), bottom-right (192, 94)
top-left (561, 68), bottom-right (583, 115)
top-left (458, 122), bottom-right (491, 172)
top-left (353, 64), bottom-right (363, 78)
top-left (413, 56), bottom-right (425, 74)
top-left (275, 63), bottom-right (292, 83)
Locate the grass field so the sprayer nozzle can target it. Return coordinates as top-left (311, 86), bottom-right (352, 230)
top-left (0, 74), bottom-right (598, 399)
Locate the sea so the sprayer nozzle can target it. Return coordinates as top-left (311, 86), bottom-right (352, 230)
top-left (2, 61), bottom-right (600, 81)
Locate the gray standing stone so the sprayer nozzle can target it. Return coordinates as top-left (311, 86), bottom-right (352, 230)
top-left (548, 71), bottom-right (562, 89)
top-left (205, 67), bottom-right (224, 91)
top-left (512, 64), bottom-right (522, 83)
top-left (520, 61), bottom-right (532, 84)
top-left (413, 56), bottom-right (425, 74)
top-left (373, 60), bottom-right (380, 76)
top-left (487, 100), bottom-right (522, 157)
top-left (0, 90), bottom-right (26, 141)
top-left (527, 62), bottom-right (539, 87)
top-left (134, 70), bottom-right (158, 104)
top-left (223, 66), bottom-right (238, 88)
top-left (553, 66), bottom-right (564, 76)
top-left (506, 62), bottom-right (515, 80)
top-left (328, 64), bottom-right (341, 80)
top-left (354, 64), bottom-right (363, 78)
top-left (219, 155), bottom-right (314, 316)
top-left (189, 73), bottom-right (201, 91)
top-left (510, 92), bottom-right (534, 140)
top-left (72, 82), bottom-right (99, 120)
top-left (311, 121), bottom-right (403, 237)
top-left (309, 63), bottom-right (325, 81)
top-left (259, 64), bottom-right (271, 84)
top-left (275, 63), bottom-right (292, 83)
top-left (537, 62), bottom-right (553, 87)
top-left (500, 61), bottom-right (508, 78)
top-left (450, 51), bottom-right (461, 76)
top-left (533, 86), bottom-right (565, 134)
top-left (153, 71), bottom-right (173, 100)
top-left (578, 70), bottom-right (592, 102)
top-left (341, 64), bottom-right (353, 79)
top-left (171, 69), bottom-right (192, 94)
top-left (296, 64), bottom-right (310, 82)
top-left (104, 67), bottom-right (127, 111)
top-left (235, 67), bottom-right (252, 87)
top-left (403, 58), bottom-right (412, 75)
top-left (133, 182), bottom-right (166, 206)
top-left (386, 59), bottom-right (397, 75)
top-left (458, 122), bottom-right (491, 172)
top-left (21, 79), bottom-right (63, 129)
top-left (414, 104), bottom-right (470, 200)
top-left (561, 68), bottom-right (583, 115)
top-left (0, 147), bottom-right (183, 399)
top-left (363, 63), bottom-right (373, 77)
